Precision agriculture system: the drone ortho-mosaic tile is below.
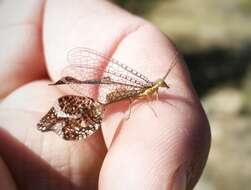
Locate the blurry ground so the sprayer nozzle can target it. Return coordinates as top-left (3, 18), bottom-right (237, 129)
top-left (114, 0), bottom-right (251, 189)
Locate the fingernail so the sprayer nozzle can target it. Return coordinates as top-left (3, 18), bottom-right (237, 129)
top-left (172, 163), bottom-right (188, 190)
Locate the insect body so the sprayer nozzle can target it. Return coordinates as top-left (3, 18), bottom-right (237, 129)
top-left (37, 47), bottom-right (177, 140)
top-left (138, 78), bottom-right (169, 98)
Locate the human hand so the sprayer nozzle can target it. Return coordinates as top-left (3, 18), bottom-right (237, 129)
top-left (0, 1), bottom-right (210, 190)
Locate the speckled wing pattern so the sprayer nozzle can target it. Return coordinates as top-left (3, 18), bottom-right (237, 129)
top-left (37, 95), bottom-right (104, 140)
top-left (53, 47), bottom-right (153, 104)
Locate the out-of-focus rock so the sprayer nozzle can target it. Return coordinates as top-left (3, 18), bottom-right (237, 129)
top-left (202, 87), bottom-right (244, 116)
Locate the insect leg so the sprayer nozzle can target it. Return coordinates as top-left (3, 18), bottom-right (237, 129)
top-left (146, 96), bottom-right (158, 118)
top-left (155, 89), bottom-right (159, 102)
top-left (124, 97), bottom-right (134, 120)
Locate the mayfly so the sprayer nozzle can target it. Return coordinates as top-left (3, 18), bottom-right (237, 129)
top-left (37, 47), bottom-right (177, 140)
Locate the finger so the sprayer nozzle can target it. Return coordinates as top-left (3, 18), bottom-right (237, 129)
top-left (99, 24), bottom-right (210, 189)
top-left (0, 0), bottom-right (47, 97)
top-left (0, 81), bottom-right (107, 189)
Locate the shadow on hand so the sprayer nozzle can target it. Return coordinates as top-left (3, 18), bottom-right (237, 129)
top-left (0, 128), bottom-right (94, 190)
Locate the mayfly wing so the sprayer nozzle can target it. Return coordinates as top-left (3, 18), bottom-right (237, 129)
top-left (53, 47), bottom-right (153, 103)
top-left (67, 47), bottom-right (151, 84)
top-left (37, 95), bottom-right (104, 140)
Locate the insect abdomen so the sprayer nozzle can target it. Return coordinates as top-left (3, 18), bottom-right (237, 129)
top-left (106, 89), bottom-right (142, 103)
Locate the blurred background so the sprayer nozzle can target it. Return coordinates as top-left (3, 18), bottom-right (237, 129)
top-left (113, 0), bottom-right (251, 189)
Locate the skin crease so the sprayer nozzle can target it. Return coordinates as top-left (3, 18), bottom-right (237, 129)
top-left (0, 0), bottom-right (211, 190)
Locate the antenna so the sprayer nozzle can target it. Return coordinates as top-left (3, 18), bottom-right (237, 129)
top-left (163, 51), bottom-right (179, 80)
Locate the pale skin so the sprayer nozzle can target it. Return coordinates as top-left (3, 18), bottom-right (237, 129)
top-left (0, 1), bottom-right (210, 190)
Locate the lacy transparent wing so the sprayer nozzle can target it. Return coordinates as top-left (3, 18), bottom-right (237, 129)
top-left (67, 47), bottom-right (151, 84)
top-left (57, 47), bottom-right (153, 103)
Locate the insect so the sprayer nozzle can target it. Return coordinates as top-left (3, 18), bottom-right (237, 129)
top-left (37, 47), bottom-right (177, 140)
